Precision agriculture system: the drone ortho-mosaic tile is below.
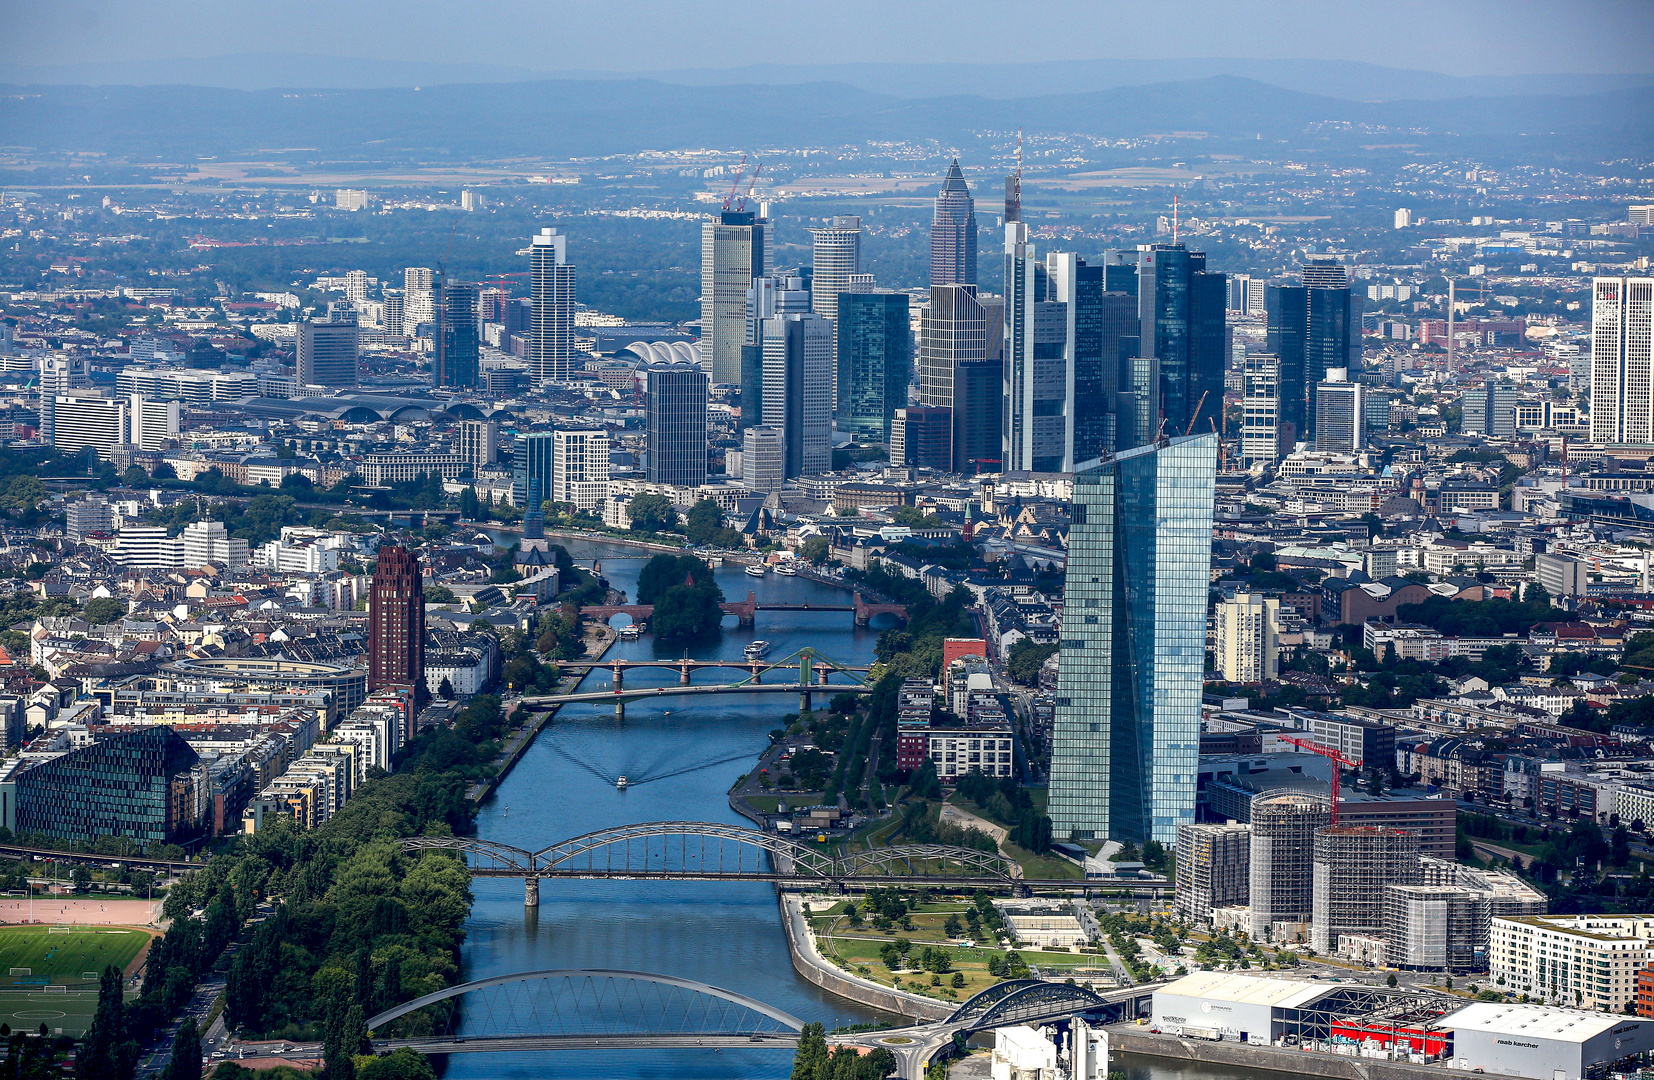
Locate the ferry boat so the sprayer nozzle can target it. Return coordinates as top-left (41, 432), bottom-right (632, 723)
top-left (615, 775), bottom-right (629, 789)
top-left (617, 624), bottom-right (641, 640)
top-left (744, 640), bottom-right (772, 660)
top-left (773, 562), bottom-right (799, 576)
top-left (745, 563), bottom-right (767, 577)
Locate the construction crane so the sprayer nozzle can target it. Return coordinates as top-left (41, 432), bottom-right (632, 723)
top-left (1185, 390), bottom-right (1209, 436)
top-left (734, 161), bottom-right (763, 212)
top-left (1278, 736), bottom-right (1362, 824)
top-left (721, 155), bottom-right (748, 212)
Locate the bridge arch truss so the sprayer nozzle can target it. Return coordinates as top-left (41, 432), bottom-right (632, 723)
top-left (399, 821), bottom-right (1022, 890)
top-left (948, 979), bottom-right (1108, 1031)
top-left (366, 968), bottom-right (805, 1047)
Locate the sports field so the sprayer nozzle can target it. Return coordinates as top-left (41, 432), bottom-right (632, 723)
top-left (0, 926), bottom-right (152, 1038)
top-left (0, 925), bottom-right (150, 986)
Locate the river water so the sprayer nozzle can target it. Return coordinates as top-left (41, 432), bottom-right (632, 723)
top-left (446, 536), bottom-right (1290, 1080)
top-left (445, 538), bottom-right (891, 1079)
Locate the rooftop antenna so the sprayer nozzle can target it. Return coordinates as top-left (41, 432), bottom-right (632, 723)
top-left (1173, 194), bottom-right (1180, 244)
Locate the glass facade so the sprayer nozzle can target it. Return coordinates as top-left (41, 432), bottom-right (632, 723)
top-left (1050, 433), bottom-right (1217, 845)
top-left (1267, 282), bottom-right (1356, 440)
top-left (836, 291), bottom-right (911, 441)
top-left (645, 361), bottom-right (710, 487)
top-left (438, 279), bottom-right (479, 388)
top-left (16, 728), bottom-right (203, 846)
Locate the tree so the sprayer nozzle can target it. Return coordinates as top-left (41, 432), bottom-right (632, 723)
top-left (324, 1003), bottom-right (367, 1080)
top-left (790, 1021), bottom-right (830, 1080)
top-left (165, 1017), bottom-right (202, 1080)
top-left (684, 498), bottom-right (726, 545)
top-left (437, 676), bottom-right (455, 701)
top-left (355, 1049), bottom-right (437, 1080)
top-left (636, 554), bottom-right (722, 605)
top-left (78, 964), bottom-right (136, 1080)
top-left (72, 866), bottom-right (92, 892)
top-left (651, 582), bottom-right (725, 641)
top-left (627, 493), bottom-right (678, 533)
top-left (800, 535), bottom-right (831, 565)
top-left (122, 466), bottom-right (151, 487)
top-left (83, 597), bottom-right (126, 624)
top-left (1006, 639), bottom-right (1058, 685)
top-left (1387, 973), bottom-right (1398, 987)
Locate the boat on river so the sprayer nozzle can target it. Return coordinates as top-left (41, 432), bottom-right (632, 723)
top-left (773, 562), bottom-right (798, 576)
top-left (744, 640), bottom-right (772, 660)
top-left (615, 775), bottom-right (629, 789)
top-left (745, 563), bottom-right (767, 577)
top-left (617, 624), bottom-right (640, 640)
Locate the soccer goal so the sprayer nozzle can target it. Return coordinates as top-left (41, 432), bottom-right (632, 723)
top-left (7, 968), bottom-right (28, 976)
top-left (43, 985), bottom-right (65, 994)
top-left (47, 926), bottom-right (73, 934)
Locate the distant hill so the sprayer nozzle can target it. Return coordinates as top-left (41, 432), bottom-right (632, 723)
top-left (2, 75), bottom-right (1647, 164)
top-left (8, 53), bottom-right (1650, 103)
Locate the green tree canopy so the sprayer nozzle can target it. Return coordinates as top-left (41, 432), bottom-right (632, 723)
top-left (83, 597), bottom-right (127, 624)
top-left (627, 493), bottom-right (678, 533)
top-left (1006, 639), bottom-right (1056, 685)
top-left (636, 554), bottom-right (722, 605)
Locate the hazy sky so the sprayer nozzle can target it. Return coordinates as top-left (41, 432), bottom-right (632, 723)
top-left (4, 0), bottom-right (1651, 76)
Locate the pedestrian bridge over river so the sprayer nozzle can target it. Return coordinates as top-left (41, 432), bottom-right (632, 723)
top-left (335, 968), bottom-right (1154, 1077)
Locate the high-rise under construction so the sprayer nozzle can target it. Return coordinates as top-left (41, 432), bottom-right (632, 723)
top-left (1311, 825), bottom-right (1422, 954)
top-left (1247, 793), bottom-right (1329, 941)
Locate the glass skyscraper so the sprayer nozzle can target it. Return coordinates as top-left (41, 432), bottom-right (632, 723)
top-left (1135, 245), bottom-right (1226, 442)
top-left (1266, 259), bottom-right (1356, 444)
top-left (438, 278), bottom-right (479, 388)
top-left (930, 159), bottom-right (977, 288)
top-left (702, 210), bottom-right (766, 385)
top-left (644, 361), bottom-right (709, 487)
top-left (1049, 432), bottom-right (1218, 846)
top-left (836, 291), bottom-right (911, 442)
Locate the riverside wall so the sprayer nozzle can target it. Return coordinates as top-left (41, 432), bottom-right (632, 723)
top-left (778, 894), bottom-right (953, 1023)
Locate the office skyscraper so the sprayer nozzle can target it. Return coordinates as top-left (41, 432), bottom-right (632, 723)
top-left (702, 210), bottom-right (767, 384)
top-left (743, 274), bottom-right (811, 430)
top-left (1049, 253), bottom-right (1138, 468)
top-left (1463, 380), bottom-right (1520, 437)
top-left (892, 406), bottom-right (952, 470)
top-left (919, 282), bottom-right (992, 466)
top-left (458, 419), bottom-right (498, 472)
top-left (49, 393), bottom-right (127, 461)
top-left (437, 278), bottom-right (479, 389)
top-left (1049, 433), bottom-right (1218, 845)
top-left (512, 432), bottom-right (553, 511)
top-left (1267, 260), bottom-right (1357, 443)
top-left (1133, 244), bottom-right (1226, 442)
top-left (368, 544), bottom-right (425, 703)
top-left (1589, 276), bottom-right (1654, 444)
top-left (1240, 352), bottom-right (1282, 467)
top-left (808, 216), bottom-right (862, 328)
top-left (1003, 221), bottom-right (1068, 473)
top-left (953, 358), bottom-right (1004, 474)
top-left (402, 267), bottom-right (436, 337)
top-left (297, 310), bottom-right (359, 387)
top-left (836, 291), bottom-right (911, 442)
top-left (644, 361), bottom-right (709, 487)
top-left (741, 426), bottom-right (784, 494)
top-left (930, 159), bottom-right (977, 288)
top-left (762, 312), bottom-right (834, 478)
top-left (128, 395), bottom-right (179, 452)
top-left (530, 227), bottom-right (576, 385)
top-left (1314, 369), bottom-right (1365, 451)
top-left (551, 427), bottom-right (610, 510)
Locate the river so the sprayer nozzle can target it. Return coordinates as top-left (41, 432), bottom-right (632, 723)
top-left (445, 538), bottom-right (892, 1079)
top-left (445, 536), bottom-right (1290, 1080)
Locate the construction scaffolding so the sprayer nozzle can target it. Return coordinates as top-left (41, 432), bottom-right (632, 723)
top-left (1248, 793), bottom-right (1328, 940)
top-left (1175, 822), bottom-right (1251, 925)
top-left (1311, 825), bottom-right (1422, 954)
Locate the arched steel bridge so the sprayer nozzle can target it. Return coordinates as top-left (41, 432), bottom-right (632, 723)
top-left (360, 969), bottom-right (806, 1054)
top-left (319, 967), bottom-right (1155, 1074)
top-left (400, 820), bottom-right (1030, 905)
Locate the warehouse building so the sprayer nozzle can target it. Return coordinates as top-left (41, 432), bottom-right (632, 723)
top-left (1438, 1003), bottom-right (1654, 1080)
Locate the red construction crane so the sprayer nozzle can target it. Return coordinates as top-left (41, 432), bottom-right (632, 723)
top-left (721, 155), bottom-right (748, 212)
top-left (1277, 736), bottom-right (1362, 824)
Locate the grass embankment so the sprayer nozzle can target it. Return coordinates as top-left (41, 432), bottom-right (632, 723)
top-left (806, 904), bottom-right (1112, 1005)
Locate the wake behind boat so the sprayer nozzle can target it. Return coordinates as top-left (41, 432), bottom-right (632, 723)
top-left (744, 640), bottom-right (771, 660)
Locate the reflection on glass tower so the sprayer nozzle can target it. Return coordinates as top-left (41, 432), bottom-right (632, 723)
top-left (1049, 433), bottom-right (1218, 846)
